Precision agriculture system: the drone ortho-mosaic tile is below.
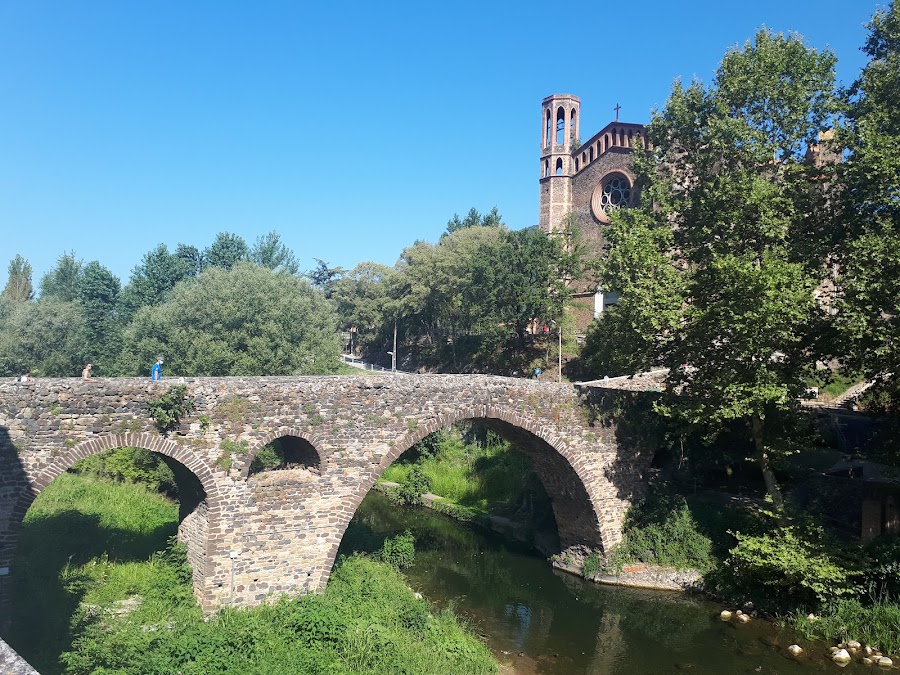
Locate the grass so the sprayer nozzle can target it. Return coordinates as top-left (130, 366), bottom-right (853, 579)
top-left (805, 372), bottom-right (863, 400)
top-left (6, 471), bottom-right (498, 675)
top-left (794, 598), bottom-right (900, 654)
top-left (381, 431), bottom-right (536, 512)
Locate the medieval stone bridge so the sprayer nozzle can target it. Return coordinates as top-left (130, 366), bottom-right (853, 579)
top-left (0, 373), bottom-right (659, 613)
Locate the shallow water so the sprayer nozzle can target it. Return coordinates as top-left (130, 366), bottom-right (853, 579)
top-left (339, 493), bottom-right (871, 674)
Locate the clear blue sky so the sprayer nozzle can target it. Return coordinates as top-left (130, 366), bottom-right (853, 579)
top-left (0, 0), bottom-right (878, 288)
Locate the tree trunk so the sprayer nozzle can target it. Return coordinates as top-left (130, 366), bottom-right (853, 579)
top-left (750, 413), bottom-right (785, 512)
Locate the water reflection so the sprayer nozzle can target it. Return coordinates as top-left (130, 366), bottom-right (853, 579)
top-left (339, 493), bottom-right (869, 674)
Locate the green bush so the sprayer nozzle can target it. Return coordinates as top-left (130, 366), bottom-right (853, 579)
top-left (395, 466), bottom-right (431, 506)
top-left (73, 447), bottom-right (177, 495)
top-left (863, 535), bottom-right (900, 600)
top-left (610, 495), bottom-right (716, 573)
top-left (727, 525), bottom-right (860, 610)
top-left (380, 530), bottom-right (415, 569)
top-left (147, 384), bottom-right (195, 432)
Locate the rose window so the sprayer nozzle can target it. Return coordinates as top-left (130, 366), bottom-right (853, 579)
top-left (591, 172), bottom-right (634, 223)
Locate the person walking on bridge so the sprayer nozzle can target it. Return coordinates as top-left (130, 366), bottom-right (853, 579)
top-left (151, 357), bottom-right (164, 381)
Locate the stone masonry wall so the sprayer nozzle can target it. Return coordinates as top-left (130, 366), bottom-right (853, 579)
top-left (0, 374), bottom-right (658, 614)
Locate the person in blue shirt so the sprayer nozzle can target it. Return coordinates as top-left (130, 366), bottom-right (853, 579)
top-left (151, 357), bottom-right (164, 381)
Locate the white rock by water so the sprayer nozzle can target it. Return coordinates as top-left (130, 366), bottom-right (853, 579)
top-left (719, 610), bottom-right (733, 621)
top-left (832, 649), bottom-right (852, 665)
top-left (787, 645), bottom-right (803, 657)
top-left (878, 657), bottom-right (893, 667)
top-left (848, 640), bottom-right (862, 649)
top-left (735, 613), bottom-right (751, 624)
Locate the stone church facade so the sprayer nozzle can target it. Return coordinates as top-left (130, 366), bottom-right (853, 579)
top-left (538, 94), bottom-right (645, 333)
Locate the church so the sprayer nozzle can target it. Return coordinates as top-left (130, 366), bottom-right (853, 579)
top-left (538, 93), bottom-right (645, 333)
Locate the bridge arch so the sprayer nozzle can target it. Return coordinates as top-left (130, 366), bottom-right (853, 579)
top-left (323, 405), bottom-right (610, 582)
top-left (7, 433), bottom-right (221, 606)
top-left (240, 428), bottom-right (326, 479)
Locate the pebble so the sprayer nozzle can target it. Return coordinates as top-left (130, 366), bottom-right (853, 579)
top-left (878, 657), bottom-right (893, 667)
top-left (787, 645), bottom-right (803, 657)
top-left (719, 610), bottom-right (733, 621)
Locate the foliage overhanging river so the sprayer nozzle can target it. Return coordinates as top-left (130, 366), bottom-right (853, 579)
top-left (340, 492), bottom-right (871, 674)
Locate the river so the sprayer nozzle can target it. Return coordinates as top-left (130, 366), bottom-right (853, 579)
top-left (339, 492), bottom-right (870, 674)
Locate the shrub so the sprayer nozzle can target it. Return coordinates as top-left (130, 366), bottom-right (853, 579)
top-left (73, 447), bottom-right (177, 495)
top-left (610, 495), bottom-right (716, 573)
top-left (727, 525), bottom-right (860, 610)
top-left (582, 552), bottom-right (603, 578)
top-left (395, 466), bottom-right (431, 506)
top-left (380, 530), bottom-right (415, 569)
top-left (148, 385), bottom-right (195, 432)
top-left (863, 535), bottom-right (900, 600)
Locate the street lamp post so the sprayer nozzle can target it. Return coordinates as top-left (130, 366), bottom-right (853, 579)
top-left (387, 320), bottom-right (397, 373)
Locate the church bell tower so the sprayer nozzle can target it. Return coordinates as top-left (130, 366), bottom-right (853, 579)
top-left (539, 94), bottom-right (580, 233)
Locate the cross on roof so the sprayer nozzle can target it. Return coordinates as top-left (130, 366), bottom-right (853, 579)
top-left (614, 103), bottom-right (622, 121)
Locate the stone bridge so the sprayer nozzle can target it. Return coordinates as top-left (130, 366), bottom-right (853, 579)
top-left (0, 374), bottom-right (659, 613)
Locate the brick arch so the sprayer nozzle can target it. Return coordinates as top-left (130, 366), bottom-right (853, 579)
top-left (10, 433), bottom-right (221, 605)
top-left (320, 405), bottom-right (608, 584)
top-left (239, 428), bottom-right (326, 479)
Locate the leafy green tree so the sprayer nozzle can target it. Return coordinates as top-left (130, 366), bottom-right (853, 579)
top-left (119, 244), bottom-right (200, 320)
top-left (118, 262), bottom-right (342, 376)
top-left (76, 261), bottom-right (122, 373)
top-left (588, 29), bottom-right (839, 509)
top-left (330, 262), bottom-right (396, 343)
top-left (0, 299), bottom-right (86, 376)
top-left (204, 232), bottom-right (249, 270)
top-left (475, 227), bottom-right (568, 347)
top-left (444, 206), bottom-right (504, 237)
top-left (39, 251), bottom-right (83, 301)
top-left (2, 255), bottom-right (34, 302)
top-left (306, 258), bottom-right (345, 298)
top-left (251, 230), bottom-right (300, 275)
top-left (834, 1), bottom-right (900, 410)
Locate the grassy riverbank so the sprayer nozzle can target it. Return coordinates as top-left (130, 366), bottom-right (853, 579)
top-left (5, 471), bottom-right (498, 675)
top-left (607, 493), bottom-right (900, 655)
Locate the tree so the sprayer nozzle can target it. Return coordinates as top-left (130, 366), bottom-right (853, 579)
top-left (834, 1), bottom-right (900, 410)
top-left (330, 262), bottom-right (396, 338)
top-left (2, 255), bottom-right (34, 302)
top-left (0, 299), bottom-right (86, 376)
top-left (119, 244), bottom-right (200, 320)
top-left (118, 262), bottom-right (342, 376)
top-left (39, 252), bottom-right (83, 301)
top-left (204, 232), bottom-right (249, 270)
top-left (444, 206), bottom-right (504, 237)
top-left (306, 258), bottom-right (345, 297)
top-left (251, 231), bottom-right (300, 275)
top-left (588, 29), bottom-right (839, 509)
top-left (76, 261), bottom-right (122, 373)
top-left (475, 227), bottom-right (568, 347)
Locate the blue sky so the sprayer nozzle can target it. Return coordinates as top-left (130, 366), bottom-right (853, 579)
top-left (0, 0), bottom-right (878, 288)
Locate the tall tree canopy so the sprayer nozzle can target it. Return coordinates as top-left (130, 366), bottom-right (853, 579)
top-left (39, 252), bottom-right (83, 302)
top-left (2, 255), bottom-right (34, 302)
top-left (251, 231), bottom-right (300, 275)
top-left (585, 29), bottom-right (840, 508)
top-left (118, 262), bottom-right (342, 376)
top-left (834, 0), bottom-right (900, 409)
top-left (204, 232), bottom-right (249, 270)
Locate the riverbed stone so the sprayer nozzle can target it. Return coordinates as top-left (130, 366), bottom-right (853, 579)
top-left (787, 644), bottom-right (803, 657)
top-left (720, 610), bottom-right (733, 621)
top-left (878, 657), bottom-right (893, 667)
top-left (832, 649), bottom-right (852, 665)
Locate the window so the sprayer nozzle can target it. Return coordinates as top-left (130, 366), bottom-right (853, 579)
top-left (590, 172), bottom-right (634, 223)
